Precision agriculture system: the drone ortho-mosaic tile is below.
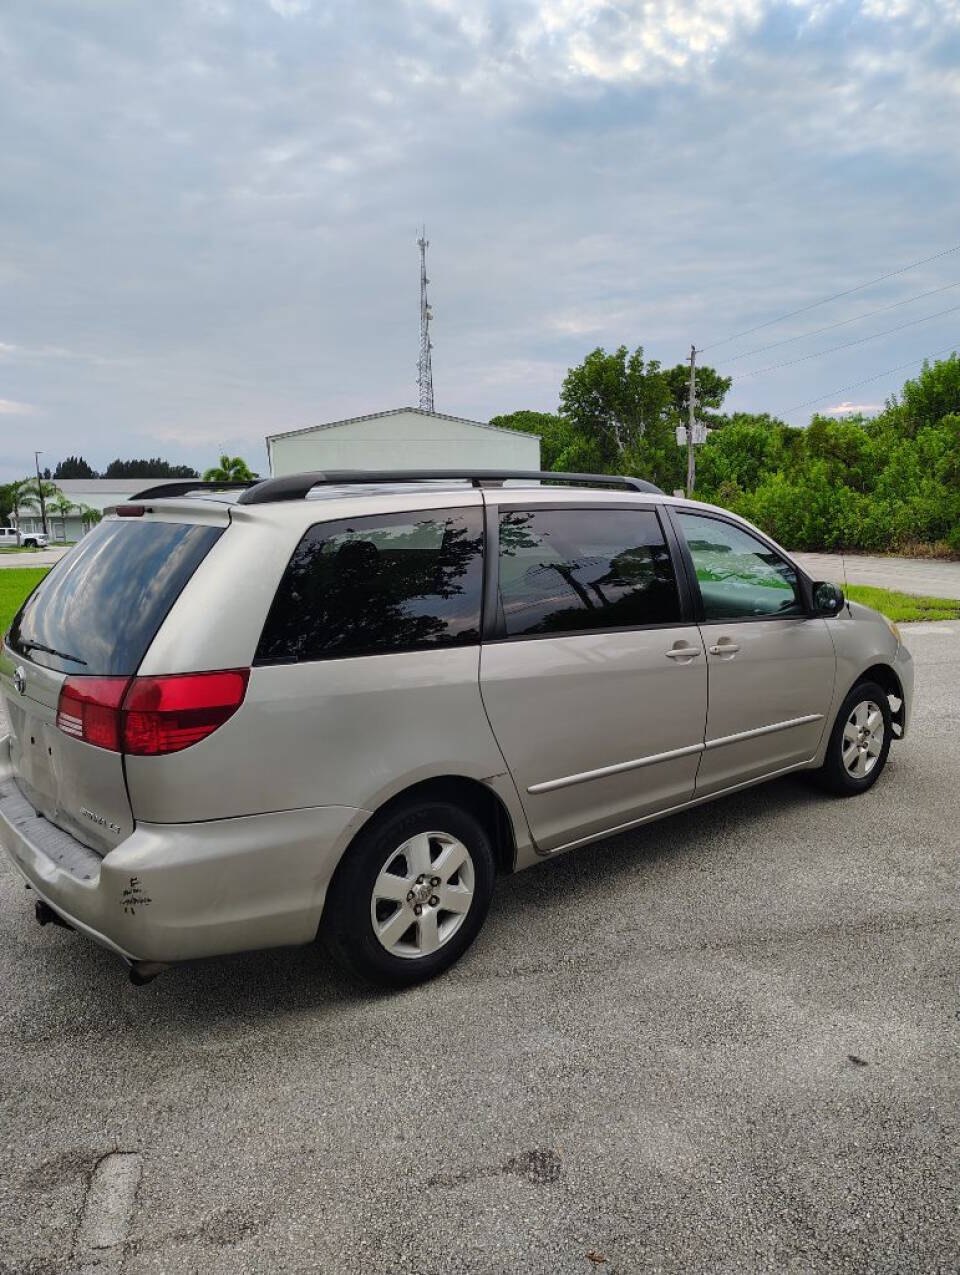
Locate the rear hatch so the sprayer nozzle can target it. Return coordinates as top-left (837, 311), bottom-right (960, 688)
top-left (0, 516), bottom-right (225, 854)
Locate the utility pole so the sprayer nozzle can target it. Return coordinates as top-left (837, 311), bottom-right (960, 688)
top-left (34, 450), bottom-right (48, 537)
top-left (686, 345), bottom-right (697, 497)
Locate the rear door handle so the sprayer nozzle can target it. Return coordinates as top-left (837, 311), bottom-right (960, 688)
top-left (708, 642), bottom-right (740, 656)
top-left (665, 645), bottom-right (702, 660)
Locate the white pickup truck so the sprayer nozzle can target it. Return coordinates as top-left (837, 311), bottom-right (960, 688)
top-left (0, 527), bottom-right (49, 549)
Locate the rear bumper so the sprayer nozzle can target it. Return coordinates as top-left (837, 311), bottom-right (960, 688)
top-left (0, 738), bottom-right (369, 963)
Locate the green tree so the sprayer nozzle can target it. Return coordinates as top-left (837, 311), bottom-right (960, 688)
top-left (662, 363), bottom-right (732, 431)
top-left (5, 478), bottom-right (33, 530)
top-left (20, 479), bottom-right (59, 535)
top-left (881, 353), bottom-right (960, 437)
top-left (75, 502), bottom-right (102, 533)
top-left (48, 492), bottom-right (76, 542)
top-left (559, 345), bottom-right (672, 471)
top-left (53, 456), bottom-right (98, 479)
top-left (104, 458), bottom-right (199, 478)
top-left (202, 454), bottom-right (259, 482)
top-left (488, 411), bottom-right (578, 471)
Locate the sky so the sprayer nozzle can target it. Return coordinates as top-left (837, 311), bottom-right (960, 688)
top-left (1, 0), bottom-right (959, 481)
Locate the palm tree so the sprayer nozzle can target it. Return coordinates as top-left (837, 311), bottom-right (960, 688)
top-left (74, 503), bottom-right (101, 536)
top-left (20, 479), bottom-right (59, 538)
top-left (49, 493), bottom-right (76, 543)
top-left (202, 454), bottom-right (258, 482)
top-left (8, 478), bottom-right (32, 533)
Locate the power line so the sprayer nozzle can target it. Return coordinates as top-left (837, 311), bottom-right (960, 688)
top-left (782, 341), bottom-right (959, 416)
top-left (735, 301), bottom-right (960, 380)
top-left (698, 242), bottom-right (960, 354)
top-left (724, 279), bottom-right (960, 364)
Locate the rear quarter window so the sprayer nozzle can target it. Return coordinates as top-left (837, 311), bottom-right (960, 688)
top-left (256, 507), bottom-right (484, 663)
top-left (8, 520), bottom-right (223, 675)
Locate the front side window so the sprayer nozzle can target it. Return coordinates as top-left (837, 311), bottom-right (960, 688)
top-left (498, 507), bottom-right (681, 637)
top-left (677, 512), bottom-right (802, 620)
top-left (256, 507), bottom-right (484, 663)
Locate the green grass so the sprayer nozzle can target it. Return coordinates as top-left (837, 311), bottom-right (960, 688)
top-left (0, 568), bottom-right (49, 635)
top-left (844, 583), bottom-right (960, 623)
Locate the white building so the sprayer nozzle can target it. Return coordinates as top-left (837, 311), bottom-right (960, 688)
top-left (16, 478), bottom-right (187, 543)
top-left (266, 407), bottom-right (540, 477)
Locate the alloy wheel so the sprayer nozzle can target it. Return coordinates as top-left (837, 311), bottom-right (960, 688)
top-left (842, 699), bottom-right (885, 778)
top-left (370, 831), bottom-right (475, 959)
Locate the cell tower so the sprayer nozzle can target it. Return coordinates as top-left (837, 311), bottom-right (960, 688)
top-left (417, 227), bottom-right (435, 412)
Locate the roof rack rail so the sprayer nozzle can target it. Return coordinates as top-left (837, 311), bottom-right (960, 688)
top-left (130, 479), bottom-right (259, 501)
top-left (235, 469), bottom-right (663, 505)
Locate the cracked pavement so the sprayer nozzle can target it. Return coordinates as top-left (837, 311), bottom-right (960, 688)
top-left (0, 623), bottom-right (957, 1273)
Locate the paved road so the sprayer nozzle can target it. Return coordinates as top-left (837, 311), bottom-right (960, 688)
top-left (0, 626), bottom-right (957, 1274)
top-left (793, 552), bottom-right (960, 599)
top-left (0, 547), bottom-right (69, 570)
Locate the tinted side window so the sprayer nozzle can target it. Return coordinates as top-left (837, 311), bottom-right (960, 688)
top-left (498, 507), bottom-right (681, 637)
top-left (8, 520), bottom-right (223, 675)
top-left (256, 507), bottom-right (483, 663)
top-left (677, 512), bottom-right (803, 620)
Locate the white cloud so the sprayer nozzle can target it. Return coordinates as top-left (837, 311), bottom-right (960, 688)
top-left (0, 398), bottom-right (38, 415)
top-left (515, 0), bottom-right (767, 82)
top-left (266, 0), bottom-right (312, 16)
top-left (823, 401), bottom-right (884, 415)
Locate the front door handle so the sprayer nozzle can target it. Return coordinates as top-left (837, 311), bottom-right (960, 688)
top-left (708, 641), bottom-right (740, 656)
top-left (665, 645), bottom-right (702, 661)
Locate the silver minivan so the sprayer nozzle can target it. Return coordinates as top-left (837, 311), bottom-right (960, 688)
top-left (0, 470), bottom-right (913, 986)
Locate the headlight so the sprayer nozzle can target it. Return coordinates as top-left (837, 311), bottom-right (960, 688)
top-left (884, 615), bottom-right (901, 643)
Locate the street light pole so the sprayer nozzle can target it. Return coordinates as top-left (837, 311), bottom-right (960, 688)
top-left (34, 450), bottom-right (49, 537)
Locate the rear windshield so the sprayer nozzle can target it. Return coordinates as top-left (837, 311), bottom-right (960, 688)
top-left (7, 520), bottom-right (223, 676)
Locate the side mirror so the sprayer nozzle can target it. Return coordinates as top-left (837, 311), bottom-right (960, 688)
top-left (813, 580), bottom-right (845, 615)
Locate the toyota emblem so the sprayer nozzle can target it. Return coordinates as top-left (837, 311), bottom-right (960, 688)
top-left (12, 666), bottom-right (26, 696)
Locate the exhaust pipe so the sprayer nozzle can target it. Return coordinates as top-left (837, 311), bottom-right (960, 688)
top-left (35, 899), bottom-right (74, 931)
top-left (129, 961), bottom-right (170, 987)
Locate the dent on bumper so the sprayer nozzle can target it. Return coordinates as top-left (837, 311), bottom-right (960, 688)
top-left (0, 743), bottom-right (369, 962)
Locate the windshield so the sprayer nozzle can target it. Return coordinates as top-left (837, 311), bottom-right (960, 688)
top-left (7, 519), bottom-right (223, 676)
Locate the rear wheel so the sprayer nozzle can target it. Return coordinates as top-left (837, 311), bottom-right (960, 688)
top-left (321, 800), bottom-right (495, 987)
top-left (814, 680), bottom-right (892, 796)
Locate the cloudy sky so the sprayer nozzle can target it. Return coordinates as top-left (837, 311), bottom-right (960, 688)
top-left (1, 0), bottom-right (958, 480)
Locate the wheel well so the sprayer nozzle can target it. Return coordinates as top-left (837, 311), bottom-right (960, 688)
top-left (854, 664), bottom-right (905, 737)
top-left (367, 776), bottom-right (517, 874)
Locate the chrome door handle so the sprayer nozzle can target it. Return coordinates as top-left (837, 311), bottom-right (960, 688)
top-left (665, 646), bottom-right (702, 660)
top-left (708, 642), bottom-right (740, 655)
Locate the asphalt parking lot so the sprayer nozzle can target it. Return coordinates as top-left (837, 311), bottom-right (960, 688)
top-left (0, 623), bottom-right (957, 1274)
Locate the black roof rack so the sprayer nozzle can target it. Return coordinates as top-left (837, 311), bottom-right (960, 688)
top-left (130, 479), bottom-right (258, 501)
top-left (235, 469), bottom-right (663, 505)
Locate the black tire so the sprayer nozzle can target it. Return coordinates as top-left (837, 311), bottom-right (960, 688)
top-left (321, 800), bottom-right (496, 987)
top-left (814, 680), bottom-right (892, 796)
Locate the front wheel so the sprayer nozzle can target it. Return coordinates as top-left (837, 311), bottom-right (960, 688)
top-left (321, 800), bottom-right (496, 987)
top-left (814, 680), bottom-right (892, 796)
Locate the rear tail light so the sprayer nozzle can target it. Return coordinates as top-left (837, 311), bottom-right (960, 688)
top-left (122, 670), bottom-right (250, 756)
top-left (56, 677), bottom-right (128, 751)
top-left (56, 669), bottom-right (249, 756)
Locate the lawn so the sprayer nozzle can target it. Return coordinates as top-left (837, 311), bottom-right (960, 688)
top-left (0, 569), bottom-right (49, 636)
top-left (843, 584), bottom-right (960, 623)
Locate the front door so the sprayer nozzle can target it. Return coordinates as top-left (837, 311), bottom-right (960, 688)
top-left (672, 510), bottom-right (836, 796)
top-left (480, 503), bottom-right (708, 851)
